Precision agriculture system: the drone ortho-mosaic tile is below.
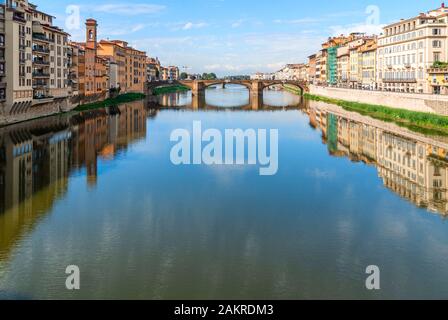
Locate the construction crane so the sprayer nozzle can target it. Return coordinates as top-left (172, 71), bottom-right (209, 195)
top-left (181, 66), bottom-right (191, 79)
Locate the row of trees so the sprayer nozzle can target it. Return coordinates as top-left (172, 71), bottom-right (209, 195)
top-left (179, 72), bottom-right (218, 80)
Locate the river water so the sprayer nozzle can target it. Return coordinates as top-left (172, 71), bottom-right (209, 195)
top-left (1, 85), bottom-right (448, 299)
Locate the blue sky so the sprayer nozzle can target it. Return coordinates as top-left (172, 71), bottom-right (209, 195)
top-left (35, 0), bottom-right (443, 75)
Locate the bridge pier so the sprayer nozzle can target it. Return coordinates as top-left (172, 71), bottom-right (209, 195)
top-left (250, 94), bottom-right (263, 110)
top-left (192, 93), bottom-right (206, 110)
top-left (192, 81), bottom-right (206, 97)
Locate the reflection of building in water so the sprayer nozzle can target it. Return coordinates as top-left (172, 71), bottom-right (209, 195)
top-left (3, 130), bottom-right (33, 211)
top-left (0, 100), bottom-right (148, 260)
top-left (70, 101), bottom-right (147, 186)
top-left (309, 102), bottom-right (448, 216)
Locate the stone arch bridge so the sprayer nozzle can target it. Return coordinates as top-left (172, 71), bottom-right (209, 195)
top-left (147, 80), bottom-right (308, 97)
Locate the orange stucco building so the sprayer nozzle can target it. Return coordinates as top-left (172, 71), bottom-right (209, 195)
top-left (98, 40), bottom-right (146, 93)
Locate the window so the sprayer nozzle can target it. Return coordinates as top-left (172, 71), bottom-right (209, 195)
top-left (433, 40), bottom-right (442, 48)
top-left (433, 28), bottom-right (442, 35)
top-left (434, 52), bottom-right (441, 62)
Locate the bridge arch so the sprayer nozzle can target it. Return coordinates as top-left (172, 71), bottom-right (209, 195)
top-left (203, 81), bottom-right (252, 91)
top-left (262, 81), bottom-right (306, 95)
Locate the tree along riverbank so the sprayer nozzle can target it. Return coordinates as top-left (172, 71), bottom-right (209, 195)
top-left (74, 93), bottom-right (146, 112)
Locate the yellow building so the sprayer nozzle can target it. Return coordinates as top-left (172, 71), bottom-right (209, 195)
top-left (427, 67), bottom-right (448, 94)
top-left (359, 39), bottom-right (377, 90)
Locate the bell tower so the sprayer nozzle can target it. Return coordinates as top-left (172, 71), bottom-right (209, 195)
top-left (85, 19), bottom-right (98, 50)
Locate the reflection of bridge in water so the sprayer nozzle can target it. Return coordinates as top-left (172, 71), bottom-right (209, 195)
top-left (152, 90), bottom-right (305, 111)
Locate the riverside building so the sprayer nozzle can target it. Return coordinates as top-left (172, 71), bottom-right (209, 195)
top-left (377, 5), bottom-right (448, 93)
top-left (3, 0), bottom-right (71, 115)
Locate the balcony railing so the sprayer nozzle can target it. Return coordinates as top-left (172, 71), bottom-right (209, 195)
top-left (382, 78), bottom-right (417, 83)
top-left (33, 59), bottom-right (50, 66)
top-left (33, 46), bottom-right (50, 54)
top-left (33, 72), bottom-right (50, 78)
top-left (33, 94), bottom-right (54, 100)
top-left (428, 67), bottom-right (448, 73)
top-left (13, 14), bottom-right (26, 24)
top-left (33, 81), bottom-right (48, 88)
top-left (33, 34), bottom-right (53, 43)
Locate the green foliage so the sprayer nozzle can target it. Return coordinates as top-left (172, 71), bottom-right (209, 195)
top-left (180, 72), bottom-right (188, 80)
top-left (153, 85), bottom-right (190, 95)
top-left (201, 73), bottom-right (218, 80)
top-left (433, 61), bottom-right (448, 68)
top-left (75, 93), bottom-right (146, 112)
top-left (304, 93), bottom-right (448, 136)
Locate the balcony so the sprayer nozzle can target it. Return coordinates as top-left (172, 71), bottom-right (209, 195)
top-left (0, 83), bottom-right (6, 89)
top-left (382, 78), bottom-right (417, 83)
top-left (0, 42), bottom-right (4, 48)
top-left (428, 67), bottom-right (448, 74)
top-left (33, 72), bottom-right (50, 78)
top-left (33, 94), bottom-right (54, 105)
top-left (13, 14), bottom-right (26, 24)
top-left (33, 81), bottom-right (48, 88)
top-left (33, 33), bottom-right (53, 43)
top-left (33, 46), bottom-right (50, 54)
top-left (33, 59), bottom-right (50, 66)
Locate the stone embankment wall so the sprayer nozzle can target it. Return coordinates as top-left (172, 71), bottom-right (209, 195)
top-left (309, 85), bottom-right (448, 115)
top-left (0, 92), bottom-right (108, 127)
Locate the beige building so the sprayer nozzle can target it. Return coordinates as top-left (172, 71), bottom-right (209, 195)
top-left (360, 39), bottom-right (377, 89)
top-left (167, 66), bottom-right (179, 81)
top-left (2, 0), bottom-right (70, 115)
top-left (146, 57), bottom-right (160, 82)
top-left (314, 51), bottom-right (323, 84)
top-left (377, 5), bottom-right (448, 93)
top-left (348, 37), bottom-right (368, 88)
top-left (337, 46), bottom-right (350, 86)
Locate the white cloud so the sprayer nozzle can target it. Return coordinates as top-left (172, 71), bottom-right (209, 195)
top-left (131, 24), bottom-right (146, 33)
top-left (98, 23), bottom-right (149, 37)
top-left (181, 22), bottom-right (208, 30)
top-left (132, 32), bottom-right (323, 75)
top-left (94, 4), bottom-right (165, 16)
top-left (273, 18), bottom-right (322, 24)
top-left (231, 20), bottom-right (244, 28)
top-left (329, 23), bottom-right (385, 36)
